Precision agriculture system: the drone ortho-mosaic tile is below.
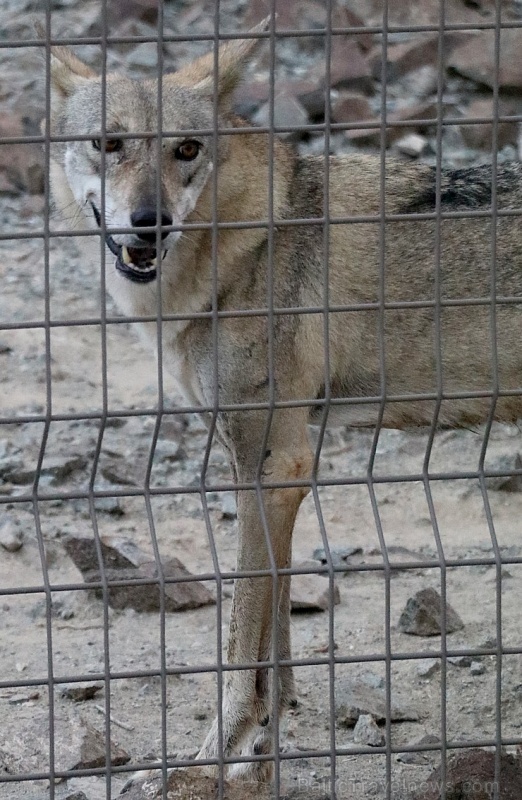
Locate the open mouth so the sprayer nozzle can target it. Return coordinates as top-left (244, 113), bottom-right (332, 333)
top-left (105, 236), bottom-right (167, 283)
top-left (91, 203), bottom-right (167, 284)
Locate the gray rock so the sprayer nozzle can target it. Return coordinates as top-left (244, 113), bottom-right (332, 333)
top-left (312, 545), bottom-right (362, 566)
top-left (449, 29), bottom-right (522, 91)
top-left (470, 660), bottom-right (486, 676)
top-left (154, 439), bottom-right (183, 462)
top-left (127, 42), bottom-right (161, 69)
top-left (100, 462), bottom-right (137, 485)
top-left (335, 680), bottom-right (419, 727)
top-left (397, 733), bottom-right (440, 765)
top-left (0, 454), bottom-right (86, 485)
top-left (60, 681), bottom-right (103, 702)
top-left (0, 518), bottom-right (23, 552)
top-left (417, 658), bottom-right (440, 679)
top-left (63, 792), bottom-right (89, 800)
top-left (448, 655), bottom-right (472, 667)
top-left (64, 533), bottom-right (150, 573)
top-left (41, 455), bottom-right (88, 484)
top-left (411, 749), bottom-right (522, 800)
top-left (0, 457), bottom-right (33, 484)
top-left (395, 132), bottom-right (429, 157)
top-left (398, 588), bottom-right (464, 636)
top-left (8, 691), bottom-right (40, 704)
top-left (221, 491), bottom-right (237, 519)
top-left (253, 95), bottom-right (309, 139)
top-left (120, 767), bottom-right (330, 799)
top-left (64, 534), bottom-right (215, 612)
top-left (84, 558), bottom-right (215, 612)
top-left (94, 496), bottom-right (124, 516)
top-left (484, 454), bottom-right (522, 492)
top-left (290, 569), bottom-right (341, 612)
top-left (352, 714), bottom-right (385, 746)
top-left (360, 672), bottom-right (385, 690)
top-left (0, 709), bottom-right (129, 775)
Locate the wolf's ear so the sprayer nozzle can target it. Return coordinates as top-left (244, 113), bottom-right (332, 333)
top-left (35, 20), bottom-right (96, 100)
top-left (170, 18), bottom-right (270, 111)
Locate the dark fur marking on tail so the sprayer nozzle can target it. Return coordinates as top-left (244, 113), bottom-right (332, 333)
top-left (399, 162), bottom-right (522, 214)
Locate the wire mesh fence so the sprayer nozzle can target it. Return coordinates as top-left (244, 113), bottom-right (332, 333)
top-left (2, 1), bottom-right (522, 799)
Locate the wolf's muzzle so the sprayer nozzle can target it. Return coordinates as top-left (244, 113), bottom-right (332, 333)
top-left (90, 202), bottom-right (167, 284)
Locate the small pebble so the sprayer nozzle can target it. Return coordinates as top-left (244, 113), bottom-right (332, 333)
top-left (470, 661), bottom-right (486, 676)
top-left (220, 491), bottom-right (237, 519)
top-left (417, 658), bottom-right (440, 679)
top-left (448, 655), bottom-right (472, 667)
top-left (0, 519), bottom-right (23, 552)
top-left (353, 714), bottom-right (385, 747)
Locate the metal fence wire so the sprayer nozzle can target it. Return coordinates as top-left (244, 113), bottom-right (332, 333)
top-left (2, 1), bottom-right (522, 799)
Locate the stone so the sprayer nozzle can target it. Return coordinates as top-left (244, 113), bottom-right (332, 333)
top-left (0, 709), bottom-right (129, 775)
top-left (470, 660), bottom-right (486, 676)
top-left (395, 133), bottom-right (429, 157)
top-left (154, 439), bottom-right (182, 462)
top-left (343, 121), bottom-right (381, 146)
top-left (460, 98), bottom-right (518, 151)
top-left (327, 38), bottom-right (373, 94)
top-left (63, 533), bottom-right (150, 573)
top-left (387, 101), bottom-right (438, 141)
top-left (484, 454), bottom-right (522, 492)
top-left (63, 792), bottom-right (89, 800)
top-left (94, 496), bottom-right (124, 516)
top-left (412, 749), bottom-right (522, 800)
top-left (331, 92), bottom-right (373, 124)
top-left (234, 78), bottom-right (328, 119)
top-left (127, 42), bottom-right (161, 69)
top-left (64, 534), bottom-right (215, 611)
top-left (253, 95), bottom-right (309, 139)
top-left (397, 733), bottom-right (440, 765)
top-left (290, 570), bottom-right (341, 612)
top-left (352, 714), bottom-right (385, 746)
top-left (0, 518), bottom-right (23, 552)
top-left (417, 658), bottom-right (440, 679)
top-left (312, 545), bottom-right (362, 566)
top-left (108, 0), bottom-right (159, 25)
top-left (60, 681), bottom-right (103, 702)
top-left (244, 0), bottom-right (372, 52)
top-left (100, 461), bottom-right (137, 485)
top-left (449, 29), bottom-right (522, 91)
top-left (121, 766), bottom-right (330, 799)
top-left (8, 691), bottom-right (40, 704)
top-left (220, 491), bottom-right (237, 519)
top-left (371, 32), bottom-right (473, 83)
top-left (448, 655), bottom-right (472, 667)
top-left (398, 588), bottom-right (464, 636)
top-left (335, 680), bottom-right (419, 728)
top-left (84, 558), bottom-right (215, 612)
top-left (0, 454), bottom-right (86, 485)
top-left (41, 455), bottom-right (88, 484)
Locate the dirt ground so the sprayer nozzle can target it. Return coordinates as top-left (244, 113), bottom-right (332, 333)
top-left (1, 189), bottom-right (522, 800)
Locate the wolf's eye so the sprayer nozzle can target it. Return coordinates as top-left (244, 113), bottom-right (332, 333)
top-left (91, 138), bottom-right (123, 153)
top-left (174, 140), bottom-right (201, 161)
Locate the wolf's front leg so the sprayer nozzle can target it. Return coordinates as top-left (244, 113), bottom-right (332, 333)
top-left (196, 412), bottom-right (312, 781)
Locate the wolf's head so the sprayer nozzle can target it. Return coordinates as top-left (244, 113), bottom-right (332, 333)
top-left (43, 21), bottom-right (268, 284)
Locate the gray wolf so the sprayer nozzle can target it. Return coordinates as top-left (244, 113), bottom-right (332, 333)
top-left (42, 20), bottom-right (522, 783)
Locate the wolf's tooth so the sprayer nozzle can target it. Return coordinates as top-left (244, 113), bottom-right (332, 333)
top-left (121, 246), bottom-right (132, 265)
top-left (151, 257), bottom-right (157, 267)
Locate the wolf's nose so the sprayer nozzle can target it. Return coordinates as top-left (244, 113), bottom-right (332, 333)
top-left (130, 208), bottom-right (173, 242)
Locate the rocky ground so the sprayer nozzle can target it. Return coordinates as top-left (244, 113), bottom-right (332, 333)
top-left (2, 1), bottom-right (522, 799)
